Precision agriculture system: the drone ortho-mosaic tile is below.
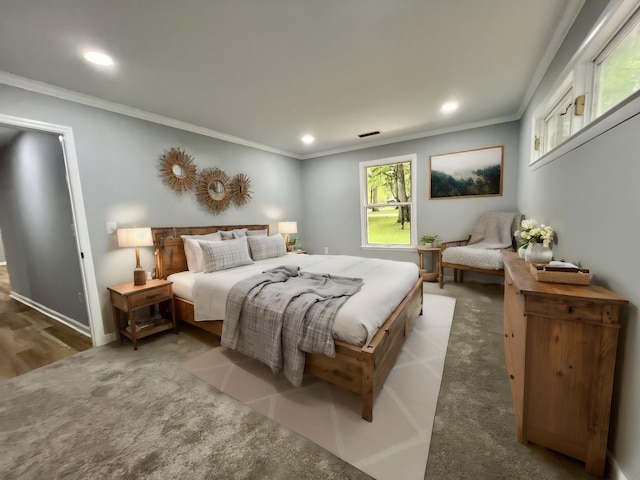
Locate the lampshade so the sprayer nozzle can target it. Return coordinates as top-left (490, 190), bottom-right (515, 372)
top-left (117, 228), bottom-right (153, 248)
top-left (278, 221), bottom-right (297, 235)
top-left (117, 227), bottom-right (153, 285)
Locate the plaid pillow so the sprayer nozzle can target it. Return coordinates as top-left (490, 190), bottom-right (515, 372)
top-left (181, 232), bottom-right (222, 272)
top-left (199, 237), bottom-right (253, 273)
top-left (247, 234), bottom-right (286, 261)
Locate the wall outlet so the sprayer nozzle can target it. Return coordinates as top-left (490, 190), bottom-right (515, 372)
top-left (324, 247), bottom-right (329, 254)
top-left (106, 221), bottom-right (117, 235)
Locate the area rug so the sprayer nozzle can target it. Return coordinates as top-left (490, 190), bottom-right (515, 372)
top-left (183, 293), bottom-right (456, 480)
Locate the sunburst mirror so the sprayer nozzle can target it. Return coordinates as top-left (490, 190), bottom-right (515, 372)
top-left (196, 168), bottom-right (231, 213)
top-left (159, 148), bottom-right (197, 192)
top-left (230, 173), bottom-right (253, 206)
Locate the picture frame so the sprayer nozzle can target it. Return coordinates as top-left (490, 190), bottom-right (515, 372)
top-left (429, 145), bottom-right (504, 199)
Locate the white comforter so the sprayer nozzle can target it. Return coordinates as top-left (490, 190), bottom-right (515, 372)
top-left (168, 254), bottom-right (419, 346)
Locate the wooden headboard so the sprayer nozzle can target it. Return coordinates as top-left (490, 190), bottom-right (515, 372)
top-left (151, 224), bottom-right (270, 279)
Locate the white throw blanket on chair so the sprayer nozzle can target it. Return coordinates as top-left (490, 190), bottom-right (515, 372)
top-left (443, 211), bottom-right (521, 270)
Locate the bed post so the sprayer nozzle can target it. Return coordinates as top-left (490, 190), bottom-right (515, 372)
top-left (362, 348), bottom-right (375, 422)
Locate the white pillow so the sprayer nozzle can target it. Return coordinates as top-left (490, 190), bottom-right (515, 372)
top-left (247, 229), bottom-right (268, 237)
top-left (199, 236), bottom-right (253, 273)
top-left (247, 233), bottom-right (286, 261)
top-left (181, 232), bottom-right (222, 272)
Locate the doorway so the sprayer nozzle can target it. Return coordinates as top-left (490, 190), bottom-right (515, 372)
top-left (0, 114), bottom-right (103, 346)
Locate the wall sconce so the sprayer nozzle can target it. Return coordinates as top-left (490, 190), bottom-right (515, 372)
top-left (117, 227), bottom-right (153, 285)
top-left (278, 221), bottom-right (298, 251)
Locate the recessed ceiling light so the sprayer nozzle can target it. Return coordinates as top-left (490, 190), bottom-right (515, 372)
top-left (441, 101), bottom-right (459, 113)
top-left (83, 51), bottom-right (114, 66)
top-left (301, 134), bottom-right (315, 145)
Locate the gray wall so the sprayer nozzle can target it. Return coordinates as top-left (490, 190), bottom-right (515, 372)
top-left (301, 121), bottom-right (520, 269)
top-left (0, 230), bottom-right (5, 263)
top-left (0, 131), bottom-right (89, 326)
top-left (0, 84), bottom-right (303, 337)
top-left (518, 2), bottom-right (639, 478)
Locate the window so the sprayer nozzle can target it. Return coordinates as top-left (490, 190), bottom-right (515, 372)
top-left (532, 1), bottom-right (640, 164)
top-left (360, 154), bottom-right (416, 248)
top-left (593, 8), bottom-right (640, 118)
top-left (543, 87), bottom-right (573, 153)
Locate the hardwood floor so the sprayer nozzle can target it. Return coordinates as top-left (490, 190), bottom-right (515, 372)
top-left (0, 264), bottom-right (92, 381)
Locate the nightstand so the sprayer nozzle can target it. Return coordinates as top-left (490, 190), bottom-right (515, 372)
top-left (108, 279), bottom-right (176, 350)
top-left (416, 246), bottom-right (440, 282)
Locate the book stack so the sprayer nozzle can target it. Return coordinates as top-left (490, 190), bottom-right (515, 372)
top-left (126, 314), bottom-right (164, 333)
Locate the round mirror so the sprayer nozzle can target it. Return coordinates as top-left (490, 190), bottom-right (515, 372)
top-left (230, 172), bottom-right (253, 206)
top-left (208, 180), bottom-right (226, 200)
top-left (172, 164), bottom-right (184, 178)
top-left (159, 148), bottom-right (197, 192)
top-left (196, 168), bottom-right (231, 214)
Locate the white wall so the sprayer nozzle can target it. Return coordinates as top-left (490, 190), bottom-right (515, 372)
top-left (518, 2), bottom-right (639, 478)
top-left (0, 84), bottom-right (303, 339)
top-left (301, 121), bottom-right (520, 269)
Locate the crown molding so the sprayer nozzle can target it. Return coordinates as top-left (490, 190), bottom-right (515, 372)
top-left (299, 113), bottom-right (520, 159)
top-left (1, 71), bottom-right (520, 161)
top-left (0, 71), bottom-right (301, 159)
top-left (517, 0), bottom-right (585, 117)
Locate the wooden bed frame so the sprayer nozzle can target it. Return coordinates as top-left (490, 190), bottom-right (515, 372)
top-left (151, 225), bottom-right (423, 421)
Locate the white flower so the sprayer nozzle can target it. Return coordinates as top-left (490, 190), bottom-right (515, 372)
top-left (519, 218), bottom-right (555, 247)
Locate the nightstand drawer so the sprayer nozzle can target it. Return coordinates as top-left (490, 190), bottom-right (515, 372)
top-left (128, 285), bottom-right (172, 309)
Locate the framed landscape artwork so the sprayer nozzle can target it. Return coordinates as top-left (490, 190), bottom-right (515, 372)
top-left (429, 145), bottom-right (504, 199)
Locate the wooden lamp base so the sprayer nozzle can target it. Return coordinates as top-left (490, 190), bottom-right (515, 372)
top-left (133, 267), bottom-right (146, 286)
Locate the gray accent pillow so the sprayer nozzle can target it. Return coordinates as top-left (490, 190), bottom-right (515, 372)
top-left (247, 234), bottom-right (286, 261)
top-left (199, 236), bottom-right (253, 273)
top-left (220, 228), bottom-right (248, 240)
top-left (181, 232), bottom-right (222, 272)
top-left (246, 229), bottom-right (268, 237)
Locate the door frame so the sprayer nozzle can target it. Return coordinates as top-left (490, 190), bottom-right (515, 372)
top-left (0, 113), bottom-right (105, 346)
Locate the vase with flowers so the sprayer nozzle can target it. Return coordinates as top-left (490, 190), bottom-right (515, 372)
top-left (519, 219), bottom-right (554, 264)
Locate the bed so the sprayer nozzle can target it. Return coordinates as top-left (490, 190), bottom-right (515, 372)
top-left (151, 225), bottom-right (423, 421)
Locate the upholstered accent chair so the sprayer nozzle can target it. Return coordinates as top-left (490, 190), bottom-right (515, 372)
top-left (438, 211), bottom-right (522, 289)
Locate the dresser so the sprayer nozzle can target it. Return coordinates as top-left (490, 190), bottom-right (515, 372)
top-left (501, 251), bottom-right (627, 477)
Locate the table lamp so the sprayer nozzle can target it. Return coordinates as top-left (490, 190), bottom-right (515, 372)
top-left (278, 221), bottom-right (298, 251)
top-left (117, 227), bottom-right (153, 285)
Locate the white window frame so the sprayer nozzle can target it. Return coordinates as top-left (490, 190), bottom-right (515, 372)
top-left (359, 154), bottom-right (417, 250)
top-left (543, 87), bottom-right (573, 153)
top-left (592, 6), bottom-right (640, 118)
top-left (531, 0), bottom-right (640, 166)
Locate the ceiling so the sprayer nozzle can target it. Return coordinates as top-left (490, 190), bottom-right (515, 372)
top-left (0, 0), bottom-right (580, 159)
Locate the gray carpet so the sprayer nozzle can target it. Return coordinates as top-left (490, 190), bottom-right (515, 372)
top-left (423, 280), bottom-right (601, 480)
top-left (0, 331), bottom-right (371, 480)
top-left (0, 280), bottom-right (603, 480)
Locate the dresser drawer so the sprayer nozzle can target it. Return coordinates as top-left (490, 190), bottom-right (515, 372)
top-left (128, 285), bottom-right (172, 309)
top-left (525, 297), bottom-right (603, 323)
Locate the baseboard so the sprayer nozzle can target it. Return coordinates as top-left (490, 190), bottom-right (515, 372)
top-left (607, 451), bottom-right (628, 480)
top-left (9, 291), bottom-right (91, 338)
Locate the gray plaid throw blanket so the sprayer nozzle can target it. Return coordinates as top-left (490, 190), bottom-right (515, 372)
top-left (221, 265), bottom-right (363, 386)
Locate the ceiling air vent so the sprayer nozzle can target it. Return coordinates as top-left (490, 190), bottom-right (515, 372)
top-left (357, 130), bottom-right (381, 138)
